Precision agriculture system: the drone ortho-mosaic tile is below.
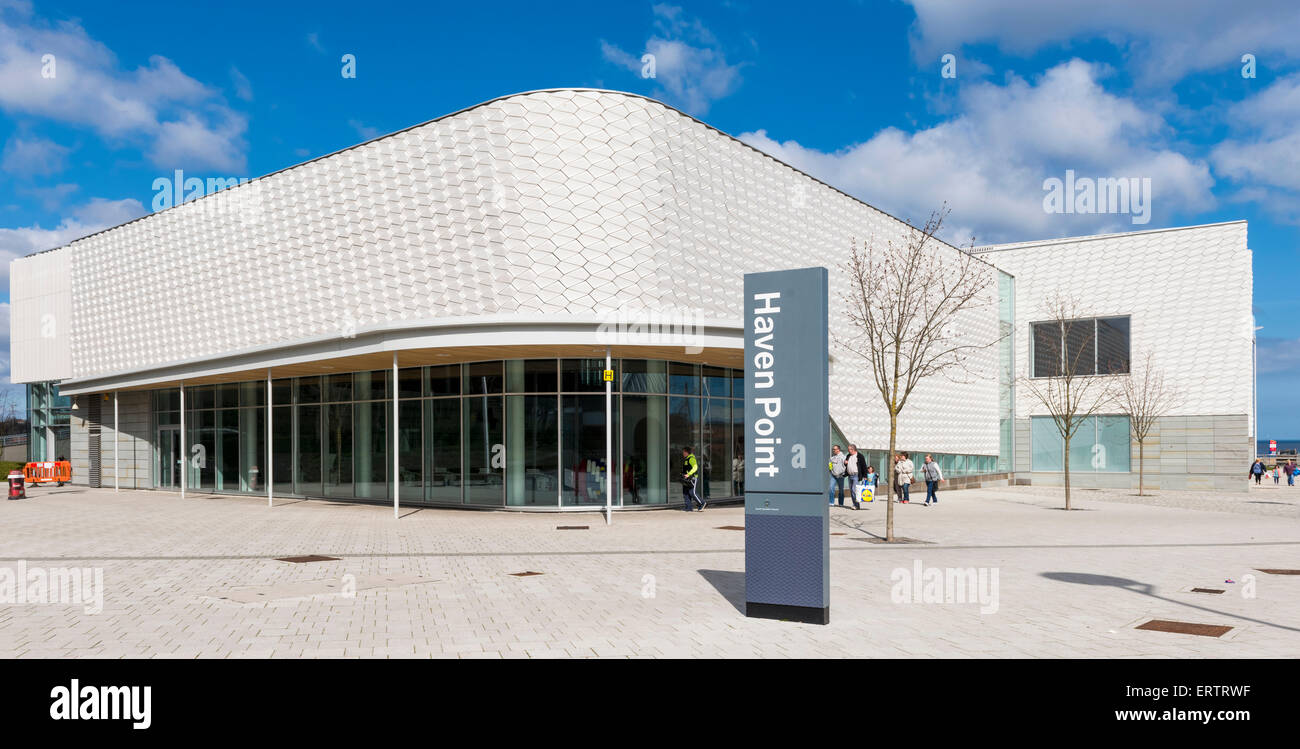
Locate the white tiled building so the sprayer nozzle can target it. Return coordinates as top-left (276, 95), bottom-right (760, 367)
top-left (9, 89), bottom-right (1253, 504)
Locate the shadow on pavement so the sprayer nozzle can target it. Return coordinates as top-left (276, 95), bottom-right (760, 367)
top-left (698, 569), bottom-right (745, 615)
top-left (1042, 571), bottom-right (1300, 634)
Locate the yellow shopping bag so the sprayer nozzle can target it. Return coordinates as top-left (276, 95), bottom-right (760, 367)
top-left (859, 483), bottom-right (874, 503)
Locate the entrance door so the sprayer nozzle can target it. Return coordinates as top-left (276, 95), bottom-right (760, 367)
top-left (157, 427), bottom-right (180, 489)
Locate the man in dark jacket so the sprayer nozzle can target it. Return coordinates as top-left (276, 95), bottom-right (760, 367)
top-left (843, 444), bottom-right (868, 510)
top-left (1249, 460), bottom-right (1265, 485)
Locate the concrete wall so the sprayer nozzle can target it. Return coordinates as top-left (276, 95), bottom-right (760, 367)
top-left (69, 392), bottom-right (152, 488)
top-left (1014, 414), bottom-right (1251, 492)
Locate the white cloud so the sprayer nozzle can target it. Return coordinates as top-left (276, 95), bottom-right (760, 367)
top-left (904, 0), bottom-right (1300, 85)
top-left (738, 60), bottom-right (1214, 243)
top-left (1, 134), bottom-right (69, 175)
top-left (348, 119), bottom-right (380, 141)
top-left (0, 196), bottom-right (145, 290)
top-left (230, 66), bottom-right (252, 102)
top-left (600, 4), bottom-right (744, 115)
top-left (1211, 74), bottom-right (1300, 222)
top-left (0, 3), bottom-right (247, 171)
top-left (1258, 337), bottom-right (1300, 377)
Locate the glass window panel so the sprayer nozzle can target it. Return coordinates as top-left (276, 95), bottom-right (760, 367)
top-left (238, 407), bottom-right (265, 492)
top-left (295, 405), bottom-right (322, 496)
top-left (1096, 415), bottom-right (1131, 473)
top-left (398, 367), bottom-right (423, 399)
top-left (353, 400), bottom-right (388, 499)
top-left (622, 395), bottom-right (667, 505)
top-left (187, 408), bottom-right (216, 488)
top-left (561, 358), bottom-right (613, 392)
top-left (213, 384), bottom-right (237, 409)
top-left (668, 396), bottom-right (701, 496)
top-left (429, 364), bottom-right (461, 396)
top-left (464, 361), bottom-right (503, 395)
top-left (506, 395), bottom-right (559, 506)
top-left (621, 359), bottom-right (666, 393)
top-left (326, 373), bottom-right (353, 403)
top-left (1068, 417), bottom-right (1096, 473)
top-left (239, 381), bottom-right (266, 408)
top-left (189, 386), bottom-right (215, 410)
top-left (731, 368), bottom-right (744, 399)
top-left (398, 400), bottom-right (423, 500)
top-left (1031, 322), bottom-right (1060, 378)
top-left (464, 395), bottom-right (503, 504)
top-left (1097, 317), bottom-right (1131, 375)
top-left (426, 398), bottom-right (462, 503)
top-left (732, 397), bottom-right (745, 496)
top-left (272, 378), bottom-right (292, 406)
top-left (154, 389), bottom-right (180, 412)
top-left (702, 398), bottom-right (730, 498)
top-left (324, 402), bottom-right (353, 498)
top-left (1031, 417), bottom-right (1064, 472)
top-left (561, 394), bottom-right (618, 506)
top-left (296, 376), bottom-right (321, 404)
top-left (507, 359), bottom-right (558, 393)
top-left (272, 405), bottom-right (293, 495)
top-left (1063, 319), bottom-right (1096, 376)
top-left (702, 366), bottom-right (728, 398)
top-left (355, 369), bottom-right (389, 401)
top-left (669, 362), bottom-right (700, 395)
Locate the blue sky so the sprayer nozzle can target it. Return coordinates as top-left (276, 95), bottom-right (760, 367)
top-left (1, 0), bottom-right (1297, 435)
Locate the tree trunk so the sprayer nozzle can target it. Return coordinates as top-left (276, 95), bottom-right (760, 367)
top-left (886, 412), bottom-right (897, 542)
top-left (1138, 439), bottom-right (1145, 497)
top-left (1063, 435), bottom-right (1072, 511)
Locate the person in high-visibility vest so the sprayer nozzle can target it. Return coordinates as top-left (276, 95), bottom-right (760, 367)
top-left (681, 446), bottom-right (705, 512)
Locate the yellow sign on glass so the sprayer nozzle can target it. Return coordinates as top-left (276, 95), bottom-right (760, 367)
top-left (602, 369), bottom-right (614, 382)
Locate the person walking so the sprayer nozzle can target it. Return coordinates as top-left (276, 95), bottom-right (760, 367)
top-left (1274, 465), bottom-right (1281, 484)
top-left (895, 452), bottom-right (915, 504)
top-left (681, 447), bottom-right (705, 511)
top-left (828, 445), bottom-right (847, 506)
top-left (1249, 459), bottom-right (1265, 485)
top-left (844, 445), bottom-right (867, 510)
top-left (864, 465), bottom-right (879, 504)
top-left (1288, 460), bottom-right (1297, 487)
top-left (921, 454), bottom-right (944, 506)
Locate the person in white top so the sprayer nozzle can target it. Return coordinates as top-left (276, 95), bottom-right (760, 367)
top-left (895, 452), bottom-right (915, 504)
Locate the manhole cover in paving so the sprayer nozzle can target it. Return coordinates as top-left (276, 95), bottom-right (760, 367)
top-left (1190, 588), bottom-right (1226, 594)
top-left (1256, 569), bottom-right (1300, 575)
top-left (1136, 619), bottom-right (1232, 637)
top-left (831, 532), bottom-right (846, 536)
top-left (855, 537), bottom-right (932, 544)
top-left (715, 525), bottom-right (745, 531)
top-left (509, 571), bottom-right (544, 577)
top-left (275, 555), bottom-right (339, 564)
top-left (556, 525), bottom-right (588, 530)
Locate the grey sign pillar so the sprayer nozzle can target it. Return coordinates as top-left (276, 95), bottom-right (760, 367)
top-left (743, 267), bottom-right (830, 624)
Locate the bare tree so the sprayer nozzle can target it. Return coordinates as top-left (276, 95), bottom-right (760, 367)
top-left (1019, 294), bottom-right (1115, 510)
top-left (835, 206), bottom-right (1000, 541)
top-left (1112, 351), bottom-right (1180, 496)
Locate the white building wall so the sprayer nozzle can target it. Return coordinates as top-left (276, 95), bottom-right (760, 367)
top-left (976, 221), bottom-right (1254, 434)
top-left (25, 89), bottom-right (1000, 456)
top-left (9, 246), bottom-right (73, 383)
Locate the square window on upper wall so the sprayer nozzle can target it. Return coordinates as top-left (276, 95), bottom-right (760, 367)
top-left (507, 359), bottom-right (558, 393)
top-left (621, 359), bottom-right (666, 393)
top-left (295, 376), bottom-right (322, 404)
top-left (271, 379), bottom-right (292, 406)
top-left (327, 373), bottom-right (353, 402)
top-left (428, 364), bottom-right (461, 396)
top-left (669, 362), bottom-right (700, 395)
top-left (398, 367), bottom-right (423, 399)
top-left (561, 358), bottom-right (614, 392)
top-left (355, 370), bottom-right (389, 401)
top-left (702, 366), bottom-right (728, 398)
top-left (1031, 322), bottom-right (1060, 378)
top-left (239, 381), bottom-right (266, 408)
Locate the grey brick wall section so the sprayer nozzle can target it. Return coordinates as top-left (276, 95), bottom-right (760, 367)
top-left (69, 391), bottom-right (152, 489)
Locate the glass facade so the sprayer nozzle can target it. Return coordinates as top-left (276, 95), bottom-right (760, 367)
top-left (150, 358), bottom-right (743, 508)
top-left (146, 356), bottom-right (1009, 507)
top-left (26, 381), bottom-right (72, 461)
top-left (1030, 415), bottom-right (1131, 473)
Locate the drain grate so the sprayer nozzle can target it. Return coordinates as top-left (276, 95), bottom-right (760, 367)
top-left (1136, 619), bottom-right (1232, 637)
top-left (509, 571), bottom-right (544, 577)
top-left (831, 532), bottom-right (846, 536)
top-left (276, 555), bottom-right (339, 564)
top-left (556, 525), bottom-right (588, 530)
top-left (856, 536), bottom-right (932, 544)
top-left (715, 525), bottom-right (745, 531)
top-left (1256, 569), bottom-right (1300, 575)
top-left (1190, 588), bottom-right (1225, 594)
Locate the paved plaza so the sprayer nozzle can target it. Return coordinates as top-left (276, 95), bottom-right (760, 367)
top-left (1, 482), bottom-right (1298, 658)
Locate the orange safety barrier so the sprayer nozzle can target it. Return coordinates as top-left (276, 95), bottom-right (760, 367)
top-left (23, 461), bottom-right (72, 486)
